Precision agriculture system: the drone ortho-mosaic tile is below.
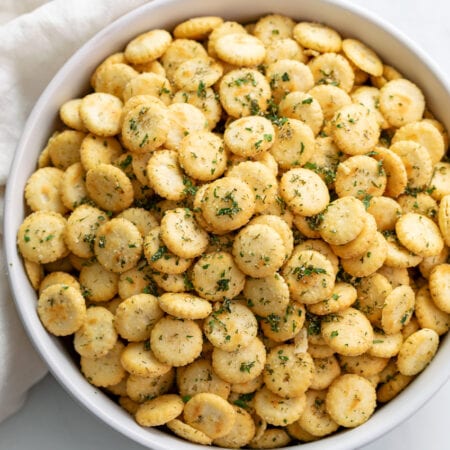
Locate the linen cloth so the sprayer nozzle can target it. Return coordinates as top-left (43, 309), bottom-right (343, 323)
top-left (0, 0), bottom-right (150, 423)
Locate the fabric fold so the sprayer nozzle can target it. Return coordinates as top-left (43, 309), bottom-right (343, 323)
top-left (0, 0), bottom-right (149, 424)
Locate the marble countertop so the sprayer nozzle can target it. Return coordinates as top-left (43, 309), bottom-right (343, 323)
top-left (1, 0), bottom-right (449, 449)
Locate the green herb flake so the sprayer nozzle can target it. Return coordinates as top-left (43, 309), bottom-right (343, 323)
top-left (151, 245), bottom-right (168, 261)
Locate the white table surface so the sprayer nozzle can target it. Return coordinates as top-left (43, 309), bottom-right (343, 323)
top-left (1, 0), bottom-right (449, 449)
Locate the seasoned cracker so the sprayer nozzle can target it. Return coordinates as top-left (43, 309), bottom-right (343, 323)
top-left (319, 196), bottom-right (366, 245)
top-left (161, 38), bottom-right (208, 83)
top-left (172, 86), bottom-right (222, 130)
top-left (213, 405), bottom-right (256, 448)
top-left (279, 91), bottom-right (324, 136)
top-left (438, 194), bottom-right (450, 246)
top-left (94, 218), bottom-right (143, 273)
top-left (326, 374), bottom-right (376, 427)
top-left (282, 249), bottom-right (335, 304)
top-left (80, 93), bottom-right (123, 137)
top-left (392, 120), bottom-right (445, 165)
top-left (80, 134), bottom-right (123, 172)
top-left (167, 419), bottom-right (213, 445)
top-left (160, 207), bottom-right (209, 259)
top-left (158, 292), bottom-right (212, 319)
top-left (330, 213), bottom-right (377, 260)
top-left (396, 212), bottom-right (444, 258)
top-left (308, 52), bottom-right (355, 93)
top-left (37, 284), bottom-right (86, 336)
top-left (334, 154), bottom-right (386, 199)
top-left (80, 341), bottom-right (126, 388)
top-left (293, 22), bottom-right (342, 53)
top-left (85, 163), bottom-right (134, 212)
top-left (60, 162), bottom-right (88, 210)
top-left (64, 204), bottom-right (108, 259)
top-left (204, 302), bottom-right (258, 352)
top-left (249, 428), bottom-right (291, 449)
top-left (177, 358), bottom-right (230, 399)
top-left (429, 264), bottom-right (450, 313)
top-left (368, 330), bottom-right (403, 358)
top-left (390, 140), bottom-right (433, 189)
top-left (46, 130), bottom-right (85, 170)
top-left (308, 84), bottom-right (351, 121)
top-left (280, 167), bottom-right (330, 216)
top-left (39, 271), bottom-right (80, 296)
top-left (321, 307), bottom-right (374, 356)
top-left (419, 247), bottom-right (449, 279)
top-left (74, 306), bottom-right (117, 358)
top-left (215, 33), bottom-right (266, 66)
top-left (232, 223), bottom-right (285, 278)
top-left (381, 285), bottom-right (415, 334)
top-left (224, 116), bottom-right (275, 158)
top-left (298, 389), bottom-right (339, 437)
top-left (178, 131), bottom-right (227, 182)
top-left (23, 258), bottom-right (44, 291)
top-left (117, 207), bottom-right (157, 237)
top-left (151, 316), bottom-right (202, 366)
top-left (263, 344), bottom-right (314, 398)
top-left (17, 211), bottom-right (68, 264)
top-left (249, 215), bottom-right (293, 262)
top-left (200, 177), bottom-right (256, 233)
top-left (121, 102), bottom-right (170, 153)
top-left (165, 103), bottom-right (208, 151)
top-left (253, 14), bottom-right (295, 45)
top-left (308, 282), bottom-right (357, 316)
top-left (356, 273), bottom-right (392, 326)
top-left (135, 394), bottom-right (184, 427)
top-left (267, 59), bottom-right (314, 102)
top-left (397, 328), bottom-right (439, 376)
top-left (25, 167), bottom-right (67, 214)
top-left (270, 119), bottom-right (316, 170)
top-left (93, 62), bottom-right (138, 100)
top-left (146, 149), bottom-right (187, 201)
top-left (379, 78), bottom-right (425, 128)
top-left (331, 103), bottom-right (380, 155)
top-left (219, 69), bottom-right (271, 118)
top-left (342, 38), bottom-right (383, 76)
top-left (184, 392), bottom-right (237, 439)
top-left (254, 386), bottom-right (306, 426)
top-left (430, 163), bottom-right (450, 201)
top-left (264, 38), bottom-right (306, 65)
top-left (126, 370), bottom-right (174, 403)
top-left (415, 285), bottom-right (450, 335)
top-left (79, 261), bottom-right (119, 302)
top-left (143, 227), bottom-right (193, 275)
top-left (371, 147), bottom-right (407, 198)
top-left (243, 273), bottom-right (290, 318)
top-left (120, 341), bottom-right (172, 377)
top-left (122, 72), bottom-right (172, 105)
top-left (125, 29), bottom-right (172, 64)
top-left (260, 302), bottom-right (306, 343)
top-left (59, 98), bottom-right (87, 131)
top-left (212, 336), bottom-right (266, 384)
top-left (310, 355), bottom-right (341, 391)
top-left (114, 293), bottom-right (163, 341)
top-left (173, 16), bottom-right (223, 40)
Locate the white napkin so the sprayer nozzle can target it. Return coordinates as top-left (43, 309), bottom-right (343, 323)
top-left (0, 0), bottom-right (150, 423)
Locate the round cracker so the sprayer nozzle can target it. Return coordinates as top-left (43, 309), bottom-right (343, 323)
top-left (184, 392), bottom-right (237, 439)
top-left (325, 374), bottom-right (376, 427)
top-left (150, 316), bottom-right (203, 367)
top-left (37, 284), bottom-right (86, 336)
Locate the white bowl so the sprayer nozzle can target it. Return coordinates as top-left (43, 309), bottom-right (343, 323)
top-left (4, 0), bottom-right (450, 449)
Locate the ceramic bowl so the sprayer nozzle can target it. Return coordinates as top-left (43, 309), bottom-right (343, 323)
top-left (4, 0), bottom-right (450, 449)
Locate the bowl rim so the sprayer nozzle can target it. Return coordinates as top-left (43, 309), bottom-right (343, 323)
top-left (4, 0), bottom-right (450, 449)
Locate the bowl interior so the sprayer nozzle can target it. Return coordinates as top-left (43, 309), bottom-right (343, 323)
top-left (4, 0), bottom-right (450, 449)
